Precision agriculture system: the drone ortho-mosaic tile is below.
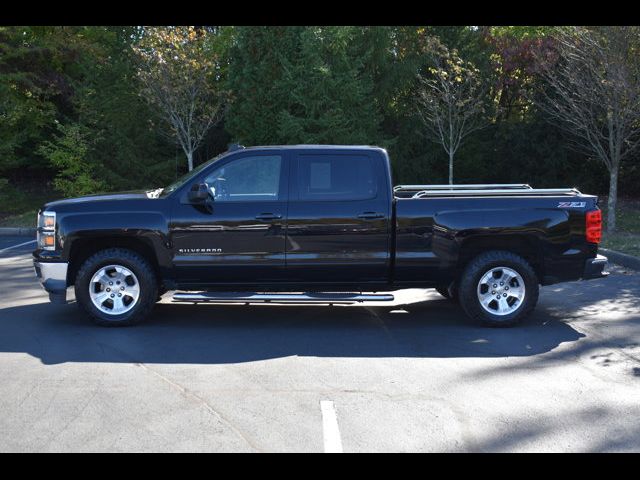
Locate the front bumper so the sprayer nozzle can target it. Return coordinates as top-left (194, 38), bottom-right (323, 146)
top-left (583, 254), bottom-right (609, 280)
top-left (33, 260), bottom-right (68, 303)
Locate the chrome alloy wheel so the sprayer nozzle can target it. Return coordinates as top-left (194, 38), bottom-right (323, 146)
top-left (89, 264), bottom-right (140, 315)
top-left (476, 266), bottom-right (525, 316)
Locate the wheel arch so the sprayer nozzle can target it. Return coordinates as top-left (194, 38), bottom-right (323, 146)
top-left (456, 234), bottom-right (543, 281)
top-left (67, 236), bottom-right (161, 287)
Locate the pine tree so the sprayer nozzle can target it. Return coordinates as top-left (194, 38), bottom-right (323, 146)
top-left (227, 26), bottom-right (383, 146)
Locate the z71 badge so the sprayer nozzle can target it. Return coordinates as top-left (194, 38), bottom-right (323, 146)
top-left (558, 201), bottom-right (586, 208)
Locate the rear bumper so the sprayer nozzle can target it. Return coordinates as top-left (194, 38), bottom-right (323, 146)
top-left (33, 260), bottom-right (68, 303)
top-left (582, 254), bottom-right (609, 280)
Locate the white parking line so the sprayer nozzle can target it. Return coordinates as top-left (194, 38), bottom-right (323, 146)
top-left (320, 400), bottom-right (343, 453)
top-left (0, 239), bottom-right (36, 254)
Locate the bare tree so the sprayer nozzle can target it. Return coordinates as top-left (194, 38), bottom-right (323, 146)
top-left (536, 26), bottom-right (640, 232)
top-left (133, 26), bottom-right (225, 171)
top-left (416, 37), bottom-right (489, 184)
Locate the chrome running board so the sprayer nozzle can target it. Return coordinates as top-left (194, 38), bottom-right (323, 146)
top-left (172, 292), bottom-right (394, 304)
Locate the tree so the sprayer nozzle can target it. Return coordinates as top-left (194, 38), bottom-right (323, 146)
top-left (225, 27), bottom-right (299, 145)
top-left (486, 27), bottom-right (557, 121)
top-left (133, 26), bottom-right (226, 171)
top-left (415, 37), bottom-right (489, 184)
top-left (0, 26), bottom-right (76, 177)
top-left (536, 26), bottom-right (640, 232)
top-left (37, 121), bottom-right (106, 197)
top-left (226, 26), bottom-right (383, 146)
top-left (73, 26), bottom-right (176, 190)
top-left (0, 26), bottom-right (182, 195)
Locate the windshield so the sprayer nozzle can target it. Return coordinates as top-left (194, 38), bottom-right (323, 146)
top-left (159, 153), bottom-right (226, 196)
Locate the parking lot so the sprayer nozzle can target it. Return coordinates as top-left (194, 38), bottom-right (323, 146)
top-left (1, 235), bottom-right (639, 452)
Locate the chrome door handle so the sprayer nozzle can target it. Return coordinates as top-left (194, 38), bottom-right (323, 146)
top-left (255, 213), bottom-right (283, 221)
top-left (357, 212), bottom-right (385, 220)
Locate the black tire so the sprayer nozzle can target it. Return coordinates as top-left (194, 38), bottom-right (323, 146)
top-left (74, 248), bottom-right (158, 327)
top-left (435, 282), bottom-right (459, 303)
top-left (458, 250), bottom-right (539, 327)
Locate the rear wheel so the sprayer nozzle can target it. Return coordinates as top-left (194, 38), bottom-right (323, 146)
top-left (458, 250), bottom-right (539, 327)
top-left (75, 248), bottom-right (158, 326)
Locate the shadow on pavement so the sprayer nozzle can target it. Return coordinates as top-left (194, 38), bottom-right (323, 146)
top-left (0, 298), bottom-right (584, 365)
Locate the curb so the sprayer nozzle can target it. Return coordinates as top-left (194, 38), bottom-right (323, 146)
top-left (600, 247), bottom-right (640, 271)
top-left (0, 227), bottom-right (37, 236)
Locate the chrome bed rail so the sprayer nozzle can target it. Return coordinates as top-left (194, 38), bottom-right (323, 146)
top-left (393, 184), bottom-right (581, 198)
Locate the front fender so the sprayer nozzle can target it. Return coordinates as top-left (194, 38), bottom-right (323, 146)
top-left (56, 212), bottom-right (171, 265)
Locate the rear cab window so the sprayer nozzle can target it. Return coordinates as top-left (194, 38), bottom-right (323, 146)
top-left (296, 153), bottom-right (378, 201)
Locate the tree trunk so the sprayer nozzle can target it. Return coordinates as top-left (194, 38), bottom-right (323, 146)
top-left (448, 151), bottom-right (454, 185)
top-left (607, 166), bottom-right (618, 233)
top-left (187, 151), bottom-right (194, 172)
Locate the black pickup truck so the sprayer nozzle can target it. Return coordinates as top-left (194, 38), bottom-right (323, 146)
top-left (33, 145), bottom-right (608, 327)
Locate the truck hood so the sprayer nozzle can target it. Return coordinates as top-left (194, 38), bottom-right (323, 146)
top-left (44, 190), bottom-right (154, 209)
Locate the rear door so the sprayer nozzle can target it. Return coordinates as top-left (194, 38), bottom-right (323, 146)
top-left (285, 149), bottom-right (391, 284)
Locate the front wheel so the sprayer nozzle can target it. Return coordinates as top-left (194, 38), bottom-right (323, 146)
top-left (458, 250), bottom-right (539, 327)
top-left (74, 248), bottom-right (158, 327)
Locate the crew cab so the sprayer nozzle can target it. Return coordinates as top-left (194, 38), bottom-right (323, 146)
top-left (33, 145), bottom-right (608, 327)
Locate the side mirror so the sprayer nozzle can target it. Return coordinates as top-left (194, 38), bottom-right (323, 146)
top-left (188, 183), bottom-right (211, 204)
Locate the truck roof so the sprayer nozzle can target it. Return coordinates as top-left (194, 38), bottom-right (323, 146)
top-left (232, 144), bottom-right (387, 152)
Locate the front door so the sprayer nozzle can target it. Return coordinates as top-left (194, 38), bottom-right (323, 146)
top-left (170, 152), bottom-right (288, 285)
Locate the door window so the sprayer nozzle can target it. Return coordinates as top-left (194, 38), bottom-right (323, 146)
top-left (297, 154), bottom-right (377, 201)
top-left (204, 155), bottom-right (282, 202)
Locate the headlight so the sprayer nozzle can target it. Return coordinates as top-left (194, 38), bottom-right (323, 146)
top-left (37, 211), bottom-right (56, 251)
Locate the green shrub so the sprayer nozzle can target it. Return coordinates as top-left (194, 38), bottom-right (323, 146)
top-left (37, 122), bottom-right (106, 198)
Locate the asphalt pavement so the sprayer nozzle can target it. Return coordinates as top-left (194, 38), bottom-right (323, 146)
top-left (0, 235), bottom-right (35, 253)
top-left (0, 235), bottom-right (638, 452)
